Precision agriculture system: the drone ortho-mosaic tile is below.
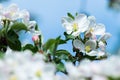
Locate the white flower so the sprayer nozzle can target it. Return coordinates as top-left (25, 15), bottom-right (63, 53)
top-left (1, 4), bottom-right (20, 20)
top-left (0, 49), bottom-right (58, 80)
top-left (86, 16), bottom-right (106, 39)
top-left (19, 9), bottom-right (30, 24)
top-left (62, 14), bottom-right (89, 36)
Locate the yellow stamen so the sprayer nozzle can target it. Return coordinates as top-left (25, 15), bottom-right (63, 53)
top-left (72, 23), bottom-right (78, 32)
top-left (9, 75), bottom-right (17, 80)
top-left (90, 28), bottom-right (94, 32)
top-left (85, 46), bottom-right (91, 52)
top-left (35, 70), bottom-right (42, 77)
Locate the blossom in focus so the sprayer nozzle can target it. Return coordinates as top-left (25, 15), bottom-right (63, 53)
top-left (73, 39), bottom-right (105, 57)
top-left (62, 14), bottom-right (89, 36)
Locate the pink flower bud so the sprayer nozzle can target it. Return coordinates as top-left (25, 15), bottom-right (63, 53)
top-left (32, 35), bottom-right (39, 42)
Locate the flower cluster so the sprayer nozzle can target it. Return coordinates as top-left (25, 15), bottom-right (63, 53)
top-left (0, 4), bottom-right (114, 80)
top-left (65, 55), bottom-right (120, 80)
top-left (0, 3), bottom-right (41, 34)
top-left (0, 48), bottom-right (120, 80)
top-left (0, 4), bottom-right (41, 52)
top-left (0, 48), bottom-right (68, 80)
top-left (62, 13), bottom-right (111, 58)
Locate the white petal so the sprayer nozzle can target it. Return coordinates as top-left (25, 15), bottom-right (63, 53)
top-left (92, 75), bottom-right (108, 80)
top-left (94, 23), bottom-right (105, 35)
top-left (62, 17), bottom-right (73, 24)
top-left (98, 41), bottom-right (106, 51)
top-left (8, 4), bottom-right (19, 12)
top-left (85, 40), bottom-right (96, 50)
top-left (20, 9), bottom-right (30, 24)
top-left (88, 16), bottom-right (96, 22)
top-left (76, 14), bottom-right (89, 32)
top-left (73, 39), bottom-right (85, 51)
top-left (99, 33), bottom-right (111, 41)
top-left (97, 51), bottom-right (105, 57)
top-left (64, 24), bottom-right (73, 34)
top-left (72, 30), bottom-right (80, 36)
top-left (86, 50), bottom-right (97, 56)
top-left (75, 14), bottom-right (87, 23)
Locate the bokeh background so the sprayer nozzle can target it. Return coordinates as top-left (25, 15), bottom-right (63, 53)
top-left (1, 0), bottom-right (120, 54)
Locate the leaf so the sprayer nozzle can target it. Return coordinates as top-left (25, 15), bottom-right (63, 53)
top-left (7, 29), bottom-right (18, 39)
top-left (6, 30), bottom-right (21, 51)
top-left (55, 50), bottom-right (71, 60)
top-left (10, 22), bottom-right (28, 32)
top-left (56, 62), bottom-right (66, 72)
top-left (0, 52), bottom-right (4, 59)
top-left (43, 39), bottom-right (56, 52)
top-left (58, 39), bottom-right (66, 44)
top-left (7, 37), bottom-right (21, 51)
top-left (67, 13), bottom-right (75, 20)
top-left (64, 32), bottom-right (75, 40)
top-left (23, 44), bottom-right (38, 53)
top-left (35, 24), bottom-right (39, 31)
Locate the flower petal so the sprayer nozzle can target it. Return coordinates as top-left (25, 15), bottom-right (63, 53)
top-left (61, 17), bottom-right (73, 27)
top-left (86, 50), bottom-right (97, 56)
top-left (8, 4), bottom-right (19, 12)
top-left (85, 40), bottom-right (96, 50)
top-left (76, 14), bottom-right (89, 32)
top-left (94, 23), bottom-right (105, 35)
top-left (98, 41), bottom-right (106, 51)
top-left (73, 39), bottom-right (84, 51)
top-left (99, 33), bottom-right (111, 41)
top-left (88, 16), bottom-right (96, 27)
top-left (75, 14), bottom-right (87, 23)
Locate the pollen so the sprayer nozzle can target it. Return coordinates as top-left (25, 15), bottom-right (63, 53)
top-left (72, 23), bottom-right (78, 32)
top-left (9, 75), bottom-right (17, 80)
top-left (90, 28), bottom-right (94, 32)
top-left (85, 46), bottom-right (91, 52)
top-left (35, 70), bottom-right (42, 77)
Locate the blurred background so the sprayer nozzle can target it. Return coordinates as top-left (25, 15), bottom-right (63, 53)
top-left (1, 0), bottom-right (120, 54)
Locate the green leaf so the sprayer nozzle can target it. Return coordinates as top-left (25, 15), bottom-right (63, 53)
top-left (10, 22), bottom-right (28, 32)
top-left (43, 39), bottom-right (56, 52)
top-left (7, 29), bottom-right (18, 39)
top-left (35, 24), bottom-right (39, 31)
top-left (0, 52), bottom-right (4, 59)
top-left (55, 50), bottom-right (72, 60)
top-left (43, 36), bottom-right (66, 57)
top-left (67, 13), bottom-right (75, 20)
top-left (58, 39), bottom-right (66, 44)
top-left (6, 30), bottom-right (21, 51)
top-left (7, 37), bottom-right (21, 51)
top-left (64, 32), bottom-right (75, 40)
top-left (23, 44), bottom-right (38, 53)
top-left (56, 62), bottom-right (66, 72)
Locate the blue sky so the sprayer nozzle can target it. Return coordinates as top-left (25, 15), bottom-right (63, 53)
top-left (1, 0), bottom-right (120, 54)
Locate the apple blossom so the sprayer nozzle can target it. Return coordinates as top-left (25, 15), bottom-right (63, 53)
top-left (62, 14), bottom-right (89, 36)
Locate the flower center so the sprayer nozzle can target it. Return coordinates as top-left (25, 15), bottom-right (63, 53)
top-left (9, 75), bottom-right (17, 80)
top-left (85, 46), bottom-right (91, 52)
top-left (35, 70), bottom-right (42, 77)
top-left (90, 28), bottom-right (94, 32)
top-left (72, 23), bottom-right (78, 32)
